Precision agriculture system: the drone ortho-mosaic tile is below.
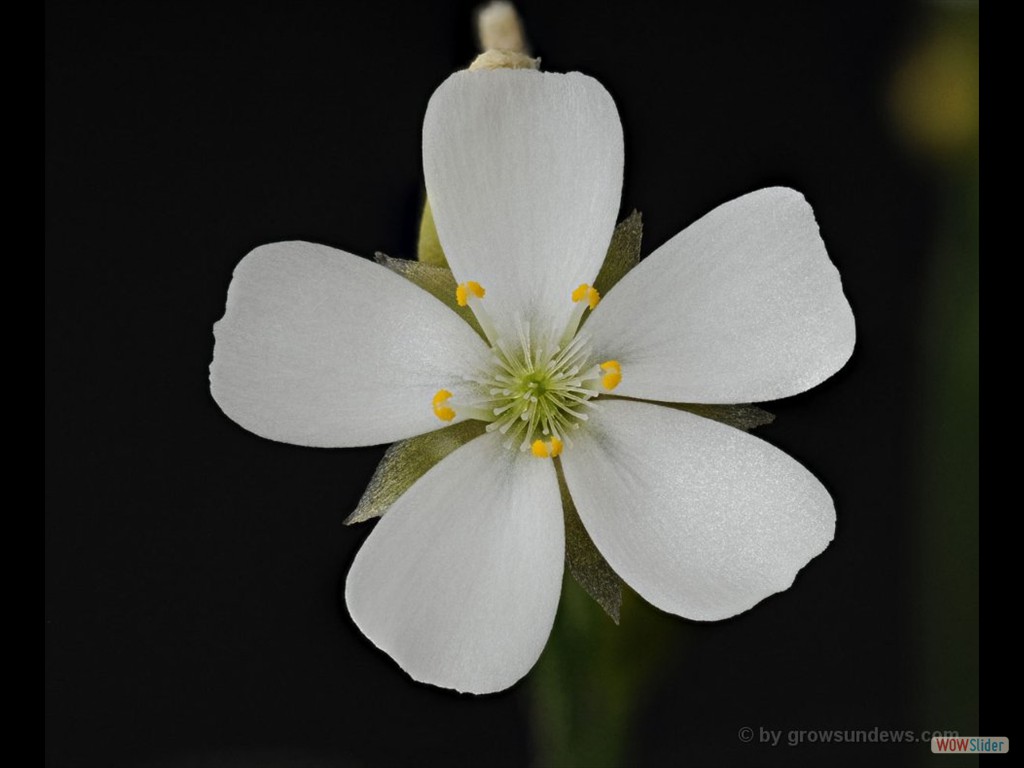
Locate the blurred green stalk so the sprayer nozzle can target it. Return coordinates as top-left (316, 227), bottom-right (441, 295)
top-left (890, 5), bottom-right (979, 762)
top-left (528, 579), bottom-right (682, 767)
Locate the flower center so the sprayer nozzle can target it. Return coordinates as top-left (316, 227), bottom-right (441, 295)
top-left (433, 281), bottom-right (620, 457)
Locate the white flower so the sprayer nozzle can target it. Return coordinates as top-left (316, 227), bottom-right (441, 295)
top-left (210, 70), bottom-right (855, 694)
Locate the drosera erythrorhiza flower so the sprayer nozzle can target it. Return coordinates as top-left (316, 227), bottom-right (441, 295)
top-left (209, 41), bottom-right (854, 696)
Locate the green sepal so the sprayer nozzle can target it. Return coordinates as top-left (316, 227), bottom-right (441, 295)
top-left (416, 198), bottom-right (448, 268)
top-left (374, 252), bottom-right (485, 338)
top-left (664, 402), bottom-right (775, 431)
top-left (555, 460), bottom-right (623, 623)
top-left (593, 210), bottom-right (643, 296)
top-left (603, 397), bottom-right (774, 432)
top-left (415, 200), bottom-right (644, 294)
top-left (344, 420), bottom-right (487, 525)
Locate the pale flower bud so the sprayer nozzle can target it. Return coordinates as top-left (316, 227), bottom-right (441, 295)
top-left (468, 49), bottom-right (539, 71)
top-left (476, 1), bottom-right (528, 54)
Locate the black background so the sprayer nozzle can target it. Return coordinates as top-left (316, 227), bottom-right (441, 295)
top-left (46, 1), bottom-right (980, 766)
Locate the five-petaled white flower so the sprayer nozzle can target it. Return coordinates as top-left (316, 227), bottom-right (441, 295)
top-left (211, 70), bottom-right (855, 694)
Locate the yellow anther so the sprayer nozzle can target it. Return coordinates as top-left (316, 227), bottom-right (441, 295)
top-left (570, 283), bottom-right (601, 310)
top-left (600, 360), bottom-right (621, 391)
top-left (432, 389), bottom-right (456, 422)
top-left (456, 281), bottom-right (485, 307)
top-left (531, 436), bottom-right (563, 459)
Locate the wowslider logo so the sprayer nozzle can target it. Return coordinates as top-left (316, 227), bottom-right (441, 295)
top-left (932, 736), bottom-right (1009, 754)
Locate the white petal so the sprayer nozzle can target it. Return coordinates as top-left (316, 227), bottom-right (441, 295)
top-left (561, 400), bottom-right (835, 621)
top-left (345, 431), bottom-right (564, 694)
top-left (423, 70), bottom-right (623, 339)
top-left (211, 242), bottom-right (488, 447)
top-left (583, 188), bottom-right (855, 403)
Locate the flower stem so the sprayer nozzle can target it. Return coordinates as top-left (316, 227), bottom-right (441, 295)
top-left (528, 576), bottom-right (685, 767)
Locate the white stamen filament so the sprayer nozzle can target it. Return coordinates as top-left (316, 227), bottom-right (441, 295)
top-left (437, 282), bottom-right (619, 455)
top-left (469, 321), bottom-right (604, 451)
top-left (464, 292), bottom-right (500, 346)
